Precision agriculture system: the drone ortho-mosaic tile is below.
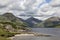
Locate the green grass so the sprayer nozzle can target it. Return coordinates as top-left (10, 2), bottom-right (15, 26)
top-left (55, 25), bottom-right (60, 28)
top-left (0, 28), bottom-right (15, 37)
top-left (0, 37), bottom-right (10, 40)
top-left (0, 28), bottom-right (14, 40)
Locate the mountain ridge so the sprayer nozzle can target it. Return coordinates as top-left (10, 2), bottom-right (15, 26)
top-left (25, 17), bottom-right (42, 27)
top-left (0, 12), bottom-right (60, 28)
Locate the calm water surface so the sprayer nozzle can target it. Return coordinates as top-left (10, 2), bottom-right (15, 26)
top-left (12, 28), bottom-right (60, 40)
top-left (32, 28), bottom-right (60, 36)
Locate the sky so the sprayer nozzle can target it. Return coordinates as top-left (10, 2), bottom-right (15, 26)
top-left (0, 0), bottom-right (60, 20)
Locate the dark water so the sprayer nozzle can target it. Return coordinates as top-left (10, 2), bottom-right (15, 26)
top-left (12, 28), bottom-right (60, 40)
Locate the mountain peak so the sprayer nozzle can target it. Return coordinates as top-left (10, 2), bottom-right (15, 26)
top-left (27, 17), bottom-right (36, 20)
top-left (3, 12), bottom-right (15, 17)
top-left (2, 12), bottom-right (16, 21)
top-left (27, 17), bottom-right (42, 22)
top-left (26, 17), bottom-right (42, 27)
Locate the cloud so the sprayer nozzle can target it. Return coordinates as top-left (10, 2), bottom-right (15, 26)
top-left (50, 0), bottom-right (60, 7)
top-left (49, 0), bottom-right (60, 17)
top-left (34, 0), bottom-right (60, 20)
top-left (0, 0), bottom-right (60, 20)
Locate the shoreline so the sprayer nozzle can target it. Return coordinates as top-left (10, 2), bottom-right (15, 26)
top-left (9, 32), bottom-right (53, 39)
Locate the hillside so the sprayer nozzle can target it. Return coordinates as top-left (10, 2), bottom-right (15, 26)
top-left (1, 12), bottom-right (29, 29)
top-left (25, 17), bottom-right (42, 27)
top-left (44, 17), bottom-right (60, 28)
top-left (0, 12), bottom-right (30, 40)
top-left (34, 17), bottom-right (60, 28)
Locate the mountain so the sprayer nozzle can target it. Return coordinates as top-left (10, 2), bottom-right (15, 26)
top-left (25, 17), bottom-right (42, 27)
top-left (2, 13), bottom-right (15, 21)
top-left (1, 12), bottom-right (60, 28)
top-left (2, 12), bottom-right (24, 22)
top-left (0, 12), bottom-right (31, 40)
top-left (0, 12), bottom-right (30, 30)
top-left (44, 17), bottom-right (60, 28)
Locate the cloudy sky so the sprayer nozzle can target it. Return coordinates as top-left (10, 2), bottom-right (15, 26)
top-left (0, 0), bottom-right (60, 20)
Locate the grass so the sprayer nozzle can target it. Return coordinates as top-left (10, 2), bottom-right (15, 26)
top-left (0, 28), bottom-right (15, 40)
top-left (0, 36), bottom-right (10, 40)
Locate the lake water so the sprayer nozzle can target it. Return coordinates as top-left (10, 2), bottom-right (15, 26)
top-left (12, 28), bottom-right (60, 40)
top-left (32, 28), bottom-right (60, 36)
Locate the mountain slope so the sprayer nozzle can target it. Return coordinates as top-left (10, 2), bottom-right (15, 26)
top-left (0, 12), bottom-right (32, 40)
top-left (0, 12), bottom-right (30, 30)
top-left (44, 17), bottom-right (60, 28)
top-left (25, 17), bottom-right (42, 27)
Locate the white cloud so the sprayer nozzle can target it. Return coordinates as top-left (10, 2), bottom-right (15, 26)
top-left (49, 0), bottom-right (60, 17)
top-left (50, 0), bottom-right (60, 7)
top-left (0, 0), bottom-right (60, 20)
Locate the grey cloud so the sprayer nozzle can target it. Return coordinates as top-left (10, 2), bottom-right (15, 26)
top-left (10, 6), bottom-right (25, 11)
top-left (51, 5), bottom-right (60, 7)
top-left (0, 3), bottom-right (10, 8)
top-left (50, 0), bottom-right (60, 7)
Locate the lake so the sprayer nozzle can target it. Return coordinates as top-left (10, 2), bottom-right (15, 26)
top-left (12, 28), bottom-right (60, 40)
top-left (32, 28), bottom-right (60, 36)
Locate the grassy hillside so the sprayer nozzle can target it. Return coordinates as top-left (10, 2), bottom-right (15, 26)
top-left (0, 12), bottom-right (30, 40)
top-left (0, 12), bottom-right (29, 29)
top-left (0, 37), bottom-right (10, 40)
top-left (35, 17), bottom-right (60, 28)
top-left (44, 17), bottom-right (60, 28)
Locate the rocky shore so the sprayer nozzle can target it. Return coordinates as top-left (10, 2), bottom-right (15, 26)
top-left (9, 32), bottom-right (53, 40)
